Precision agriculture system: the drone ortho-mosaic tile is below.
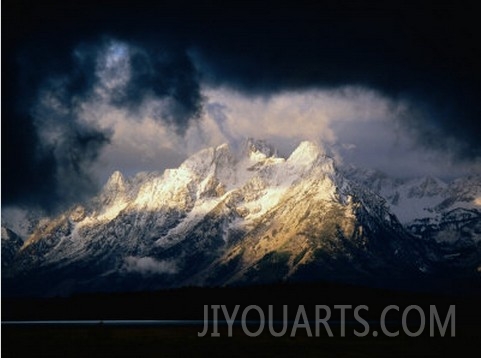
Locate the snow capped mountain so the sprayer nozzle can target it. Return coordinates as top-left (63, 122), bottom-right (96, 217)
top-left (2, 139), bottom-right (480, 296)
top-left (345, 167), bottom-right (481, 241)
top-left (344, 167), bottom-right (481, 283)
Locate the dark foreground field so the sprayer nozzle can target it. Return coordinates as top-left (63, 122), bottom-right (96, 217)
top-left (2, 282), bottom-right (480, 357)
top-left (2, 323), bottom-right (480, 358)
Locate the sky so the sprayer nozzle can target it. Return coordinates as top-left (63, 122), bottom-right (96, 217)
top-left (2, 0), bottom-right (481, 214)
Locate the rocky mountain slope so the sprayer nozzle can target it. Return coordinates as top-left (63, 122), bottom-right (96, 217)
top-left (2, 139), bottom-right (480, 296)
top-left (345, 168), bottom-right (481, 274)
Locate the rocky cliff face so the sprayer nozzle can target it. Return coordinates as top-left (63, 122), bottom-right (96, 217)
top-left (2, 139), bottom-right (480, 296)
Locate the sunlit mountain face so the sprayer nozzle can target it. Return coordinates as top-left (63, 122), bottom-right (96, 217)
top-left (2, 139), bottom-right (480, 296)
top-left (2, 0), bottom-right (481, 297)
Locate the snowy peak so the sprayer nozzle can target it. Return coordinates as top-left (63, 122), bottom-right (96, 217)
top-left (407, 176), bottom-right (446, 198)
top-left (96, 170), bottom-right (131, 216)
top-left (345, 166), bottom-right (481, 247)
top-left (104, 170), bottom-right (126, 193)
top-left (179, 146), bottom-right (216, 176)
top-left (3, 138), bottom-right (480, 297)
top-left (243, 138), bottom-right (277, 160)
top-left (286, 141), bottom-right (335, 179)
top-left (107, 170), bottom-right (125, 186)
top-left (288, 141), bottom-right (324, 165)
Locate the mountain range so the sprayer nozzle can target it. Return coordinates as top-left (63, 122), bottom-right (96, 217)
top-left (2, 139), bottom-right (480, 296)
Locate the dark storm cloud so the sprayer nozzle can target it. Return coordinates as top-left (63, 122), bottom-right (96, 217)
top-left (2, 4), bottom-right (204, 211)
top-left (186, 2), bottom-right (481, 160)
top-left (2, 36), bottom-right (109, 212)
top-left (3, 0), bottom-right (480, 211)
top-left (74, 38), bottom-right (203, 133)
top-left (111, 44), bottom-right (203, 132)
top-left (1, 46), bottom-right (112, 212)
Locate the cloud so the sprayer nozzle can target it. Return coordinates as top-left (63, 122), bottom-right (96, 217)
top-left (94, 39), bottom-right (203, 133)
top-left (57, 84), bottom-right (481, 185)
top-left (70, 85), bottom-right (409, 182)
top-left (193, 88), bottom-right (481, 178)
top-left (85, 100), bottom-right (190, 179)
top-left (123, 256), bottom-right (178, 275)
top-left (197, 87), bottom-right (402, 154)
top-left (2, 38), bottom-right (203, 212)
top-left (3, 1), bottom-right (480, 213)
top-left (186, 3), bottom-right (481, 161)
